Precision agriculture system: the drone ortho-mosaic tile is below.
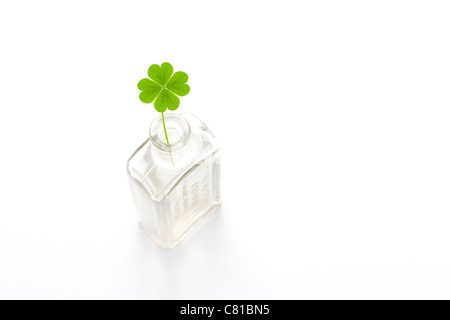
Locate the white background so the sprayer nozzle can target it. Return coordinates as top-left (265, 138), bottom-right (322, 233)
top-left (1, 1), bottom-right (450, 300)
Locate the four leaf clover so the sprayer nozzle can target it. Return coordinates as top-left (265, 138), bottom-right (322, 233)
top-left (137, 62), bottom-right (190, 113)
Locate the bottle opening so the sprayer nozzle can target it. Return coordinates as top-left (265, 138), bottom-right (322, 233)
top-left (150, 113), bottom-right (191, 152)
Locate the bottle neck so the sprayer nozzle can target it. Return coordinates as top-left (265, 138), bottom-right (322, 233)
top-left (149, 113), bottom-right (192, 167)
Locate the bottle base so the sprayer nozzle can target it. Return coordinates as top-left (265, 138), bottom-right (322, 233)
top-left (139, 201), bottom-right (222, 249)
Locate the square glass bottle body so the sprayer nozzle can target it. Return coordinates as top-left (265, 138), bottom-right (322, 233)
top-left (127, 113), bottom-right (221, 248)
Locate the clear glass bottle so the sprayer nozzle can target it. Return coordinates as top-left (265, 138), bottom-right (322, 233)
top-left (127, 113), bottom-right (221, 248)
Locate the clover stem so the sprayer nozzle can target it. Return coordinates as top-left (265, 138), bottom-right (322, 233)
top-left (161, 112), bottom-right (175, 167)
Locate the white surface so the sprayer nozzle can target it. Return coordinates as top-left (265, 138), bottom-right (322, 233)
top-left (1, 1), bottom-right (450, 300)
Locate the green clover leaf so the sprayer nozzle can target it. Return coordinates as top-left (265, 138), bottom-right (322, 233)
top-left (137, 62), bottom-right (190, 167)
top-left (137, 62), bottom-right (190, 113)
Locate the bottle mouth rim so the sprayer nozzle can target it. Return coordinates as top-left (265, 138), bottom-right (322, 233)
top-left (149, 113), bottom-right (191, 152)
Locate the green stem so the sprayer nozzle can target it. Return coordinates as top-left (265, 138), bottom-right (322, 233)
top-left (161, 112), bottom-right (175, 167)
